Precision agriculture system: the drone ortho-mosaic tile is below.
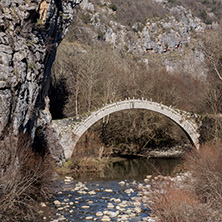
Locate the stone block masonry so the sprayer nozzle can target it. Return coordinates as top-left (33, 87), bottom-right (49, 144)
top-left (53, 99), bottom-right (201, 160)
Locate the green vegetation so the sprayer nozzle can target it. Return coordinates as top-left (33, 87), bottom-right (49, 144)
top-left (28, 63), bottom-right (36, 69)
top-left (36, 18), bottom-right (45, 29)
top-left (97, 31), bottom-right (103, 40)
top-left (109, 3), bottom-right (117, 12)
top-left (36, 18), bottom-right (43, 26)
top-left (26, 40), bottom-right (35, 47)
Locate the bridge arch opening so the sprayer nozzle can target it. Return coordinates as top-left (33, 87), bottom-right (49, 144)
top-left (64, 100), bottom-right (200, 159)
top-left (73, 109), bottom-right (193, 159)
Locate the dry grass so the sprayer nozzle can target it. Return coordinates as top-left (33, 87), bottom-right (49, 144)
top-left (149, 142), bottom-right (222, 222)
top-left (57, 132), bottom-right (113, 177)
top-left (0, 132), bottom-right (55, 221)
top-left (150, 185), bottom-right (206, 222)
top-left (110, 0), bottom-right (167, 26)
top-left (73, 131), bottom-right (113, 159)
top-left (184, 143), bottom-right (222, 208)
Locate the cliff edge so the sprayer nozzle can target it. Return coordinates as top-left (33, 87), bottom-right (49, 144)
top-left (0, 0), bottom-right (80, 139)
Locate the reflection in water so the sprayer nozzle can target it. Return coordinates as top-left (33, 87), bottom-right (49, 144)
top-left (102, 157), bottom-right (183, 181)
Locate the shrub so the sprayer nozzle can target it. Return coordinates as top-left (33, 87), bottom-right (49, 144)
top-left (184, 143), bottom-right (222, 208)
top-left (110, 0), bottom-right (167, 25)
top-left (150, 185), bottom-right (207, 222)
top-left (56, 131), bottom-right (114, 177)
top-left (0, 132), bottom-right (55, 221)
top-left (80, 12), bottom-right (91, 24)
top-left (73, 131), bottom-right (105, 158)
top-left (109, 3), bottom-right (117, 12)
top-left (149, 143), bottom-right (222, 222)
top-left (97, 31), bottom-right (104, 40)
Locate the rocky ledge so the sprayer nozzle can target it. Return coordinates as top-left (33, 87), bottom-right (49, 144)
top-left (0, 0), bottom-right (80, 139)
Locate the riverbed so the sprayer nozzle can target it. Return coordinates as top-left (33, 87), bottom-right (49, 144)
top-left (47, 158), bottom-right (182, 222)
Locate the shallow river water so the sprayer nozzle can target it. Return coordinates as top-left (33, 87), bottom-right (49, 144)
top-left (49, 158), bottom-right (182, 222)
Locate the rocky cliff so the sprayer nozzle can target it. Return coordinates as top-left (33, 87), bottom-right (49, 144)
top-left (0, 0), bottom-right (80, 139)
top-left (65, 0), bottom-right (219, 78)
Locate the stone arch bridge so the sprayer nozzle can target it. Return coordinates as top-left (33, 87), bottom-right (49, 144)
top-left (52, 99), bottom-right (201, 160)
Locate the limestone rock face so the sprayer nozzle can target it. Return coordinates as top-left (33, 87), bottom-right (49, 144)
top-left (0, 0), bottom-right (80, 137)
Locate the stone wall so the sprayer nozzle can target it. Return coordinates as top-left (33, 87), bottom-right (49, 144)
top-left (52, 99), bottom-right (200, 160)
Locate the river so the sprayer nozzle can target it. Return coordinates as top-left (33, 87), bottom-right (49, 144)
top-left (48, 158), bottom-right (182, 222)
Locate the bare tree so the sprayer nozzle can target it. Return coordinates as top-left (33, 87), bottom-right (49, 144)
top-left (201, 25), bottom-right (222, 81)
